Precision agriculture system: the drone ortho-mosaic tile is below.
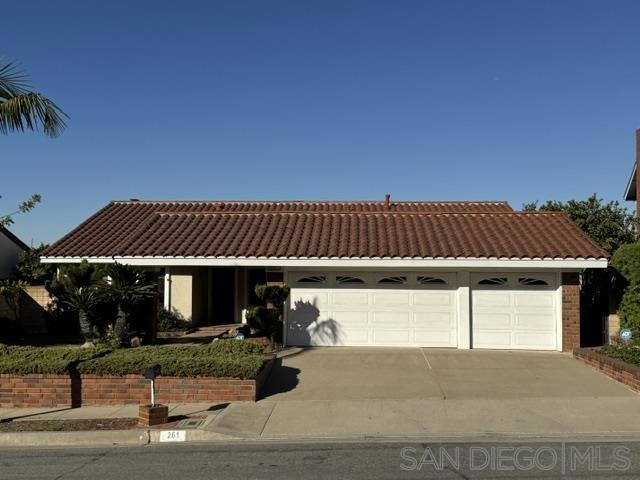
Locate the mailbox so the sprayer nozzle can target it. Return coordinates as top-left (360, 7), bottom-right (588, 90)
top-left (144, 363), bottom-right (161, 380)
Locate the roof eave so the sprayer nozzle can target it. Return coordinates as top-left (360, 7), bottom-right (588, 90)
top-left (40, 255), bottom-right (608, 270)
top-left (625, 163), bottom-right (637, 201)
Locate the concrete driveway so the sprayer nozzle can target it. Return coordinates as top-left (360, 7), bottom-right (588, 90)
top-left (207, 348), bottom-right (640, 440)
top-left (260, 347), bottom-right (634, 401)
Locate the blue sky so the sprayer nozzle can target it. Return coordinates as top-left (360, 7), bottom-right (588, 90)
top-left (2, 0), bottom-right (639, 245)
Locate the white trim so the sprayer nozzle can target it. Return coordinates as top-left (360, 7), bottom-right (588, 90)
top-left (40, 256), bottom-right (608, 270)
top-left (456, 271), bottom-right (471, 349)
top-left (163, 267), bottom-right (171, 310)
top-left (625, 163), bottom-right (637, 201)
top-left (555, 271), bottom-right (563, 352)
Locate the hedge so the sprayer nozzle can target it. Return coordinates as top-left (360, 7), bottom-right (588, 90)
top-left (600, 345), bottom-right (640, 366)
top-left (0, 345), bottom-right (106, 375)
top-left (0, 340), bottom-right (266, 379)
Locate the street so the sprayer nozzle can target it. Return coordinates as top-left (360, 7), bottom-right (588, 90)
top-left (2, 440), bottom-right (640, 479)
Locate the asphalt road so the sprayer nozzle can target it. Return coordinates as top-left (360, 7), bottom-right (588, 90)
top-left (2, 440), bottom-right (640, 479)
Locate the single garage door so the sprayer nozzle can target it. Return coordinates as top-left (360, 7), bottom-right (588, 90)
top-left (286, 272), bottom-right (457, 347)
top-left (471, 273), bottom-right (558, 350)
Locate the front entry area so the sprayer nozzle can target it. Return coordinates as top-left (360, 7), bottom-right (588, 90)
top-left (286, 271), bottom-right (458, 347)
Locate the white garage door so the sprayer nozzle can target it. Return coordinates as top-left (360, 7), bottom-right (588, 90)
top-left (286, 272), bottom-right (457, 347)
top-left (471, 273), bottom-right (558, 350)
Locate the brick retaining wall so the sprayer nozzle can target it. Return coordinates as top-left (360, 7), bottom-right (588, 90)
top-left (0, 357), bottom-right (275, 407)
top-left (573, 347), bottom-right (640, 392)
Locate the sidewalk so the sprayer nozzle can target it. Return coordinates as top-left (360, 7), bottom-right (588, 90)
top-left (4, 394), bottom-right (640, 447)
top-left (0, 403), bottom-right (224, 423)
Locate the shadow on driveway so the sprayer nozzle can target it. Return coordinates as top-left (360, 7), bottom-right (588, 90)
top-left (259, 358), bottom-right (300, 399)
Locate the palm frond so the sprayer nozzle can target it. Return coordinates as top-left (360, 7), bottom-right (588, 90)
top-left (0, 59), bottom-right (68, 138)
top-left (0, 91), bottom-right (67, 138)
top-left (0, 61), bottom-right (30, 97)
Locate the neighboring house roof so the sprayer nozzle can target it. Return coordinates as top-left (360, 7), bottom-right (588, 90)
top-left (0, 227), bottom-right (29, 251)
top-left (625, 163), bottom-right (636, 201)
top-left (42, 200), bottom-right (607, 260)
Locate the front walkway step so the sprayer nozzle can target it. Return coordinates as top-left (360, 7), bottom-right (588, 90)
top-left (204, 402), bottom-right (275, 438)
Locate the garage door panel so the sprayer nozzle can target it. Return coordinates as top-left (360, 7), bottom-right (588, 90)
top-left (513, 332), bottom-right (557, 349)
top-left (473, 331), bottom-right (513, 348)
top-left (413, 293), bottom-right (452, 306)
top-left (474, 313), bottom-right (511, 329)
top-left (291, 292), bottom-right (328, 307)
top-left (341, 329), bottom-right (369, 345)
top-left (372, 292), bottom-right (410, 306)
top-left (473, 294), bottom-right (511, 307)
top-left (414, 330), bottom-right (457, 346)
top-left (372, 311), bottom-right (410, 327)
top-left (514, 314), bottom-right (555, 330)
top-left (372, 329), bottom-right (411, 344)
top-left (332, 292), bottom-right (369, 306)
top-left (331, 310), bottom-right (368, 327)
top-left (514, 294), bottom-right (554, 307)
top-left (413, 312), bottom-right (455, 328)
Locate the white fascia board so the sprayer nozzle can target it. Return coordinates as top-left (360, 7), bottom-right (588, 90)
top-left (624, 163), bottom-right (637, 201)
top-left (40, 256), bottom-right (608, 270)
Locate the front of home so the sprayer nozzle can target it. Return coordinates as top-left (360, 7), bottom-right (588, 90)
top-left (41, 198), bottom-right (608, 352)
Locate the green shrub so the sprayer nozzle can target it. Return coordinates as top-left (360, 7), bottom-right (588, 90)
top-left (617, 284), bottom-right (640, 337)
top-left (0, 345), bottom-right (106, 374)
top-left (157, 308), bottom-right (192, 332)
top-left (254, 285), bottom-right (291, 311)
top-left (77, 340), bottom-right (265, 378)
top-left (612, 242), bottom-right (640, 285)
top-left (0, 340), bottom-right (265, 379)
top-left (245, 306), bottom-right (279, 336)
top-left (600, 345), bottom-right (640, 366)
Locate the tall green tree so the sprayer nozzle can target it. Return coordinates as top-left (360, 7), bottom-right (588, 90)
top-left (523, 194), bottom-right (635, 254)
top-left (0, 60), bottom-right (67, 137)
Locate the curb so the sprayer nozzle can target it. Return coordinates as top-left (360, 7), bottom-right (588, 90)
top-left (0, 429), bottom-right (150, 447)
top-left (3, 429), bottom-right (640, 448)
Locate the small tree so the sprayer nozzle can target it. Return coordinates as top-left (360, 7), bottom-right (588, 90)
top-left (246, 284), bottom-right (290, 347)
top-left (0, 279), bottom-right (26, 326)
top-left (100, 263), bottom-right (156, 347)
top-left (15, 243), bottom-right (55, 284)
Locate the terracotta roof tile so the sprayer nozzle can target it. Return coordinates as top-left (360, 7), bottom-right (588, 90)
top-left (42, 200), bottom-right (607, 260)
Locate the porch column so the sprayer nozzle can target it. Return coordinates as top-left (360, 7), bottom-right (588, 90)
top-left (456, 271), bottom-right (471, 349)
top-left (163, 267), bottom-right (171, 310)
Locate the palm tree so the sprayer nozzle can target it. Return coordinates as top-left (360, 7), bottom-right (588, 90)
top-left (52, 260), bottom-right (103, 343)
top-left (62, 287), bottom-right (101, 342)
top-left (0, 60), bottom-right (67, 137)
top-left (101, 263), bottom-right (156, 347)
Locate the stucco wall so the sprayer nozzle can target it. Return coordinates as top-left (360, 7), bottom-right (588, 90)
top-left (0, 233), bottom-right (24, 279)
top-left (169, 267), bottom-right (208, 324)
top-left (170, 267), bottom-right (194, 321)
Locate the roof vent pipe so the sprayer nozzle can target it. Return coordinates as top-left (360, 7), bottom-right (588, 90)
top-left (384, 194), bottom-right (391, 210)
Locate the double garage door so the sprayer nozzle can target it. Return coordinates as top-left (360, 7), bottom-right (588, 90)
top-left (286, 271), bottom-right (558, 350)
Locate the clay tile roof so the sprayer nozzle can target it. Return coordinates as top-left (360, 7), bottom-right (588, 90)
top-left (42, 200), bottom-right (608, 260)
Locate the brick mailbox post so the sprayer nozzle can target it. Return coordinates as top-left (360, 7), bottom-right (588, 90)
top-left (138, 364), bottom-right (169, 427)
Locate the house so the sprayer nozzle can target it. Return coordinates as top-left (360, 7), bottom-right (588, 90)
top-left (41, 198), bottom-right (608, 351)
top-left (624, 128), bottom-right (640, 217)
top-left (0, 227), bottom-right (28, 279)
